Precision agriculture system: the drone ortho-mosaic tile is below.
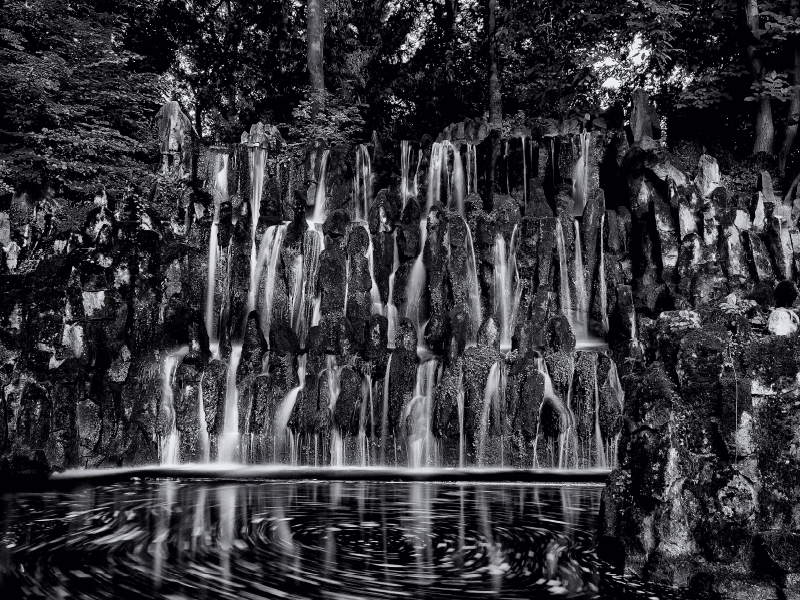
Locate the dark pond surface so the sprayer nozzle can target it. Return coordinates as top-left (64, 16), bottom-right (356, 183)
top-left (0, 480), bottom-right (682, 599)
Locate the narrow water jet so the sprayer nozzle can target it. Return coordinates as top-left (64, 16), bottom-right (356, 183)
top-left (478, 362), bottom-right (502, 466)
top-left (493, 227), bottom-right (521, 354)
top-left (573, 219), bottom-right (589, 341)
top-left (599, 213), bottom-right (609, 334)
top-left (465, 219), bottom-right (483, 347)
top-left (386, 231), bottom-right (400, 348)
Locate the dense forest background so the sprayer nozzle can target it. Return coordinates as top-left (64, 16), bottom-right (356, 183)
top-left (3, 0), bottom-right (800, 205)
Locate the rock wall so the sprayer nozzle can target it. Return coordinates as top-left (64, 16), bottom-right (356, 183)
top-left (2, 94), bottom-right (800, 596)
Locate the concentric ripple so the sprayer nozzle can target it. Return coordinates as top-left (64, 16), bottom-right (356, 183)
top-left (0, 480), bottom-right (682, 599)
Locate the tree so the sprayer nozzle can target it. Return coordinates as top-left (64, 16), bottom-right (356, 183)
top-left (0, 0), bottom-right (164, 204)
top-left (307, 0), bottom-right (325, 119)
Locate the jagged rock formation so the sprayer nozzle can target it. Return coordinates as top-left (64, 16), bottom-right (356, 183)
top-left (1, 91), bottom-right (800, 597)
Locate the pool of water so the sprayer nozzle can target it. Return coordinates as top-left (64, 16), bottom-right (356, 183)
top-left (0, 479), bottom-right (680, 599)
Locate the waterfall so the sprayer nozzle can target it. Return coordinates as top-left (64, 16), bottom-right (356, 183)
top-left (160, 345), bottom-right (190, 465)
top-left (477, 362), bottom-right (502, 467)
top-left (381, 353), bottom-right (392, 465)
top-left (386, 231), bottom-right (400, 348)
top-left (248, 144), bottom-right (267, 313)
top-left (599, 213), bottom-right (609, 334)
top-left (197, 372), bottom-right (209, 462)
top-left (406, 142), bottom-right (448, 354)
top-left (358, 371), bottom-right (373, 466)
top-left (534, 358), bottom-right (571, 469)
top-left (522, 136), bottom-right (528, 205)
top-left (457, 378), bottom-right (465, 468)
top-left (400, 140), bottom-right (419, 211)
top-left (493, 227), bottom-right (521, 354)
top-left (465, 218), bottom-right (483, 347)
top-left (364, 224), bottom-right (384, 315)
top-left (218, 342), bottom-right (243, 463)
top-left (250, 226), bottom-right (276, 314)
top-left (309, 149), bottom-right (331, 227)
top-left (451, 145), bottom-right (466, 217)
top-left (205, 153), bottom-right (227, 359)
top-left (275, 354), bottom-right (308, 458)
top-left (603, 358), bottom-right (625, 468)
top-left (295, 229), bottom-right (323, 348)
top-left (256, 223), bottom-right (287, 342)
top-left (592, 359), bottom-right (607, 469)
top-left (354, 144), bottom-right (372, 222)
top-left (572, 131), bottom-right (590, 216)
top-left (465, 144), bottom-right (478, 195)
top-left (326, 355), bottom-right (344, 466)
top-left (573, 219), bottom-right (589, 341)
top-left (404, 358), bottom-right (440, 468)
top-left (555, 220), bottom-right (572, 322)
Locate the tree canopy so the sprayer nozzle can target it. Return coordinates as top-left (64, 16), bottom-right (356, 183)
top-left (5, 0), bottom-right (800, 204)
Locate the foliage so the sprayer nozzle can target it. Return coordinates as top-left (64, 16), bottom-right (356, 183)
top-left (281, 89), bottom-right (366, 153)
top-left (0, 0), bottom-right (165, 204)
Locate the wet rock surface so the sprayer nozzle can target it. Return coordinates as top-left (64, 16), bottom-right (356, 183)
top-left (3, 95), bottom-right (800, 598)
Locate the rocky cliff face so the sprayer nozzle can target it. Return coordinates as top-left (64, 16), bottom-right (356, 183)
top-left (2, 97), bottom-right (800, 597)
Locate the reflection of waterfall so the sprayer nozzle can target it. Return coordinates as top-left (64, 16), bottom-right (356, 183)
top-left (572, 132), bottom-right (590, 216)
top-left (354, 144), bottom-right (371, 222)
top-left (160, 345), bottom-right (190, 464)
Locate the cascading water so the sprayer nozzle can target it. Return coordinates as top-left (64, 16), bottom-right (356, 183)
top-left (603, 358), bottom-right (625, 467)
top-left (218, 342), bottom-right (243, 463)
top-left (275, 354), bottom-right (308, 461)
top-left (555, 220), bottom-right (572, 322)
top-left (248, 143), bottom-right (267, 313)
top-left (465, 219), bottom-right (483, 347)
top-left (326, 356), bottom-right (344, 466)
top-left (386, 231), bottom-right (400, 348)
top-left (354, 144), bottom-right (372, 222)
top-left (522, 136), bottom-right (528, 204)
top-left (364, 224), bottom-right (384, 315)
top-left (406, 142), bottom-right (448, 354)
top-left (309, 149), bottom-right (331, 227)
top-left (380, 353), bottom-right (393, 465)
top-left (400, 140), bottom-right (420, 211)
top-left (477, 362), bottom-right (503, 467)
top-left (493, 227), bottom-right (521, 354)
top-left (451, 145), bottom-right (466, 217)
top-left (404, 358), bottom-right (440, 468)
top-left (572, 131), bottom-right (590, 216)
top-left (205, 153), bottom-right (227, 359)
top-left (256, 224), bottom-right (287, 340)
top-left (573, 219), bottom-right (589, 341)
top-left (599, 213), bottom-right (609, 334)
top-left (533, 358), bottom-right (573, 469)
top-left (160, 345), bottom-right (190, 464)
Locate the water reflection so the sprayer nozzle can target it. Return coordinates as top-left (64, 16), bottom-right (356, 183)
top-left (1, 480), bottom-right (678, 599)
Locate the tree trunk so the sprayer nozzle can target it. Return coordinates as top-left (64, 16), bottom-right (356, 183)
top-left (486, 0), bottom-right (502, 130)
top-left (746, 0), bottom-right (774, 155)
top-left (780, 1), bottom-right (800, 173)
top-left (307, 0), bottom-right (325, 119)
